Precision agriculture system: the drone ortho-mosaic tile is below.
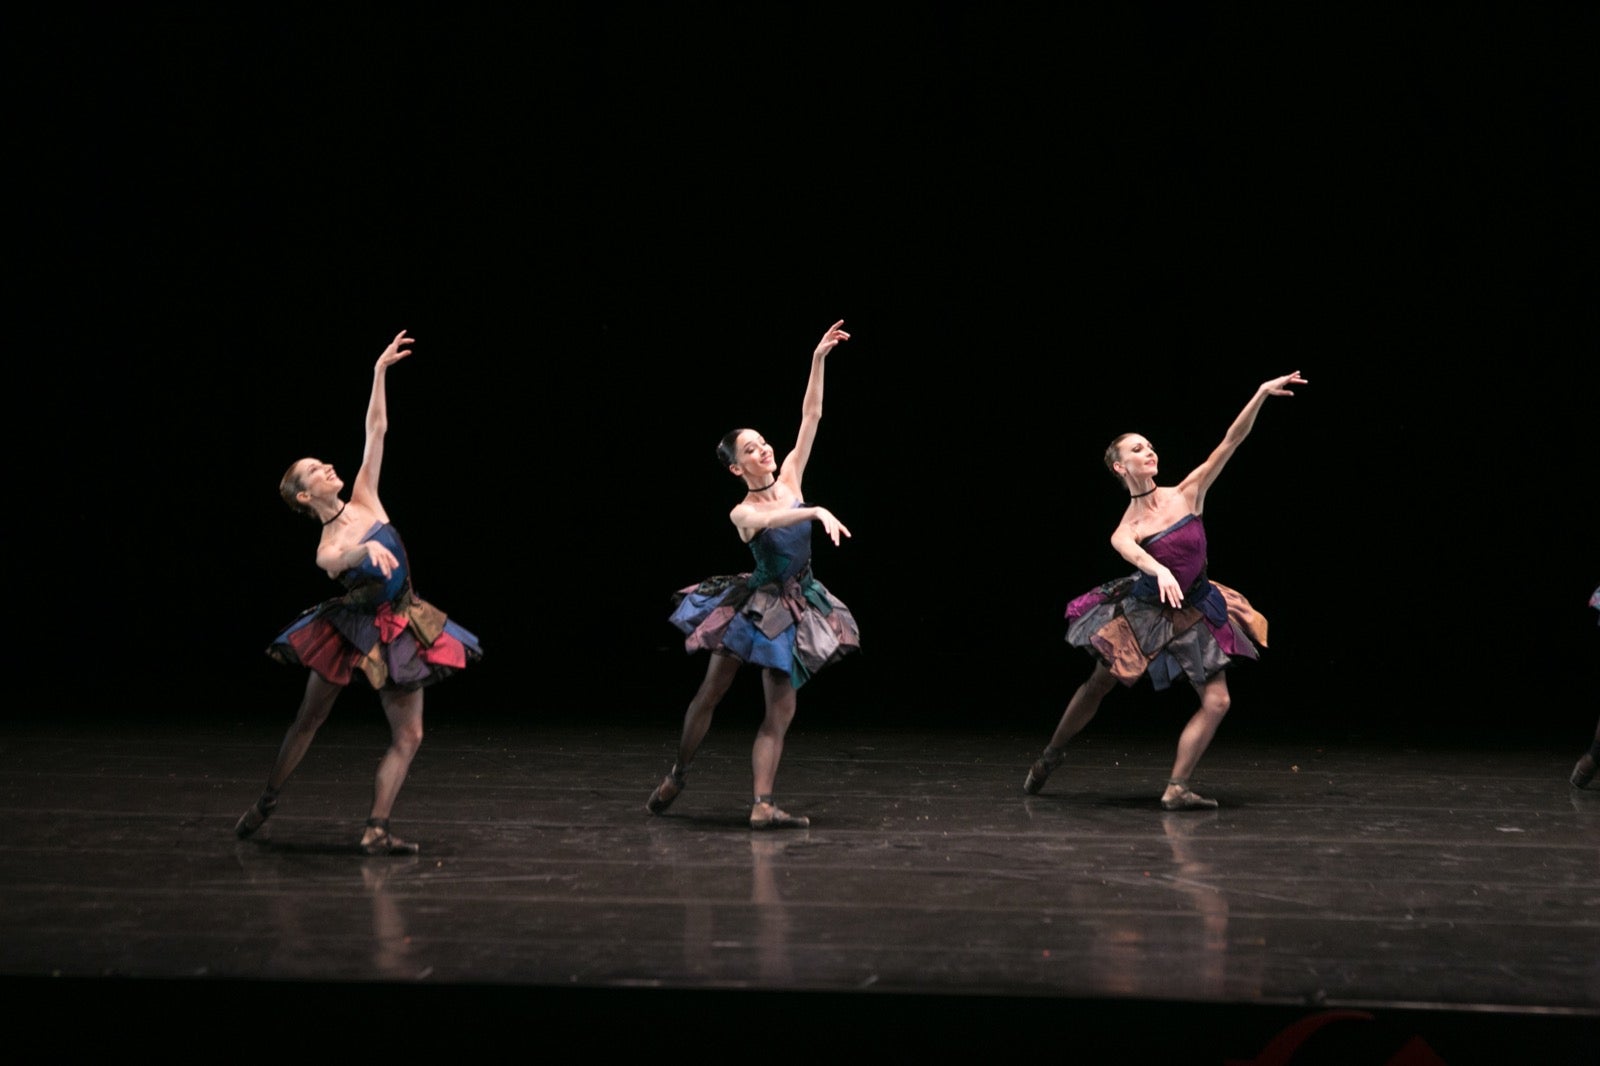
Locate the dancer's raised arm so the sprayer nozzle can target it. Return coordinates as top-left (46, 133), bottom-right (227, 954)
top-left (1177, 370), bottom-right (1306, 511)
top-left (349, 329), bottom-right (414, 511)
top-left (780, 319), bottom-right (850, 491)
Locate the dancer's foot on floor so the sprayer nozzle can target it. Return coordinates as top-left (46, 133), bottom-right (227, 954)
top-left (360, 818), bottom-right (420, 856)
top-left (1024, 747), bottom-right (1064, 795)
top-left (1161, 780), bottom-right (1218, 811)
top-left (750, 797), bottom-right (809, 830)
top-left (233, 790), bottom-right (279, 838)
top-left (647, 764), bottom-right (687, 814)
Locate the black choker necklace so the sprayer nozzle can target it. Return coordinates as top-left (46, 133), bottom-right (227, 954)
top-left (322, 501), bottom-right (347, 526)
top-left (1129, 486), bottom-right (1157, 499)
top-left (750, 477), bottom-right (777, 492)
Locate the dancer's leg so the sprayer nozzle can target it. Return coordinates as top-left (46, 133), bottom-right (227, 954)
top-left (1024, 661), bottom-right (1118, 793)
top-left (1162, 673), bottom-right (1230, 810)
top-left (361, 687), bottom-right (424, 853)
top-left (1570, 715), bottom-right (1600, 789)
top-left (750, 667), bottom-right (806, 829)
top-left (648, 652), bottom-right (741, 813)
top-left (270, 672), bottom-right (345, 790)
top-left (235, 672), bottom-right (342, 837)
top-left (751, 667), bottom-right (797, 798)
top-left (367, 687), bottom-right (424, 824)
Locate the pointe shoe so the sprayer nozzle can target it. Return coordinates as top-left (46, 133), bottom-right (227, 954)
top-left (233, 793), bottom-right (278, 838)
top-left (750, 797), bottom-right (809, 830)
top-left (1023, 748), bottom-right (1064, 795)
top-left (361, 818), bottom-right (420, 856)
top-left (1161, 779), bottom-right (1219, 811)
top-left (647, 764), bottom-right (687, 814)
top-left (1571, 754), bottom-right (1597, 790)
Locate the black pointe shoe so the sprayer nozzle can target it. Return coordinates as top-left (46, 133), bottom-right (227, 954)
top-left (647, 764), bottom-right (688, 814)
top-left (361, 818), bottom-right (420, 856)
top-left (234, 793), bottom-right (278, 838)
top-left (1024, 749), bottom-right (1063, 795)
top-left (1571, 754), bottom-right (1597, 790)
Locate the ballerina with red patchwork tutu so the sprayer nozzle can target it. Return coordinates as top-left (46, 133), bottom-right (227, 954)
top-left (236, 329), bottom-right (482, 855)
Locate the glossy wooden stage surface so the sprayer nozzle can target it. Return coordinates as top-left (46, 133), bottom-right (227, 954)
top-left (2, 712), bottom-right (1594, 1063)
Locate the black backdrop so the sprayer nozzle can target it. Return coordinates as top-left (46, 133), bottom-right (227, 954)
top-left (14, 7), bottom-right (1595, 742)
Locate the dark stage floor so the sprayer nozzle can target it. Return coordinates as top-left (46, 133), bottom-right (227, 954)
top-left (2, 711), bottom-right (1595, 1063)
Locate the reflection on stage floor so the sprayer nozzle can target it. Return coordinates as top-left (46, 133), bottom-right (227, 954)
top-left (2, 714), bottom-right (1595, 1062)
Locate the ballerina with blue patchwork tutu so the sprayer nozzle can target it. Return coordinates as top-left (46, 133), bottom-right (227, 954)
top-left (648, 319), bottom-right (860, 830)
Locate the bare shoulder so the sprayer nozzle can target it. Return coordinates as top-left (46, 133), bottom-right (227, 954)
top-left (320, 503), bottom-right (375, 548)
top-left (728, 501), bottom-right (761, 543)
top-left (1122, 492), bottom-right (1193, 541)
